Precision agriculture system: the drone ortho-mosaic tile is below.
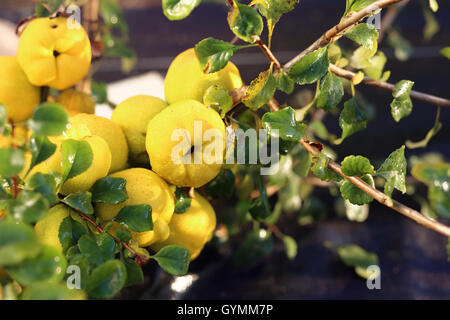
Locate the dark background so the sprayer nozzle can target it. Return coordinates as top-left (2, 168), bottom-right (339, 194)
top-left (1, 0), bottom-right (449, 299)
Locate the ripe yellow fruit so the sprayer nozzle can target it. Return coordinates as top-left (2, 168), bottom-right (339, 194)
top-left (27, 135), bottom-right (112, 195)
top-left (57, 89), bottom-right (95, 116)
top-left (151, 192), bottom-right (216, 260)
top-left (164, 48), bottom-right (243, 104)
top-left (17, 17), bottom-right (91, 90)
top-left (35, 204), bottom-right (88, 252)
top-left (0, 56), bottom-right (40, 123)
top-left (111, 95), bottom-right (167, 164)
top-left (95, 168), bottom-right (175, 247)
top-left (65, 114), bottom-right (128, 173)
top-left (146, 100), bottom-right (225, 188)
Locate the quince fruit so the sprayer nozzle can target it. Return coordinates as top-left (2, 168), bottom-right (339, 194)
top-left (146, 100), bottom-right (226, 188)
top-left (111, 95), bottom-right (167, 164)
top-left (65, 113), bottom-right (128, 173)
top-left (164, 48), bottom-right (243, 104)
top-left (57, 89), bottom-right (95, 116)
top-left (95, 168), bottom-right (175, 247)
top-left (151, 192), bottom-right (216, 260)
top-left (0, 56), bottom-right (40, 123)
top-left (17, 17), bottom-right (91, 90)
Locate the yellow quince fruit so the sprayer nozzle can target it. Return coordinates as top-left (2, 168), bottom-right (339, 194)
top-left (27, 135), bottom-right (112, 195)
top-left (95, 168), bottom-right (175, 247)
top-left (57, 89), bottom-right (95, 116)
top-left (111, 95), bottom-right (167, 164)
top-left (35, 204), bottom-right (88, 252)
top-left (0, 56), bottom-right (40, 123)
top-left (151, 192), bottom-right (216, 260)
top-left (164, 48), bottom-right (243, 104)
top-left (17, 17), bottom-right (91, 90)
top-left (146, 99), bottom-right (225, 188)
top-left (65, 113), bottom-right (128, 173)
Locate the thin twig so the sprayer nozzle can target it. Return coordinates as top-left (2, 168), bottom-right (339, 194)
top-left (283, 0), bottom-right (405, 72)
top-left (299, 138), bottom-right (450, 238)
top-left (9, 122), bottom-right (19, 200)
top-left (252, 35), bottom-right (281, 69)
top-left (75, 209), bottom-right (149, 265)
top-left (329, 64), bottom-right (450, 108)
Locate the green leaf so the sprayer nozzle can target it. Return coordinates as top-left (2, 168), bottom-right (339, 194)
top-left (288, 46), bottom-right (329, 85)
top-left (262, 106), bottom-right (306, 141)
top-left (390, 80), bottom-right (414, 122)
top-left (58, 216), bottom-right (87, 254)
top-left (174, 188), bottom-right (192, 214)
top-left (86, 260), bottom-right (127, 299)
top-left (339, 98), bottom-right (368, 141)
top-left (124, 258), bottom-right (144, 287)
top-left (275, 70), bottom-right (294, 94)
top-left (115, 228), bottom-right (132, 243)
top-left (386, 28), bottom-right (413, 61)
top-left (206, 169), bottom-right (235, 198)
top-left (28, 103), bottom-right (68, 136)
top-left (344, 200), bottom-right (369, 222)
top-left (376, 146), bottom-right (407, 197)
top-left (282, 235), bottom-right (298, 260)
top-left (228, 0), bottom-right (264, 43)
top-left (412, 163), bottom-right (450, 218)
top-left (61, 192), bottom-right (94, 215)
top-left (28, 134), bottom-right (57, 171)
top-left (344, 0), bottom-right (378, 16)
top-left (203, 85), bottom-right (233, 118)
top-left (243, 67), bottom-right (277, 110)
top-left (26, 172), bottom-right (58, 206)
top-left (344, 23), bottom-right (379, 51)
top-left (341, 155), bottom-right (375, 177)
top-left (316, 72), bottom-right (344, 111)
top-left (423, 6), bottom-right (439, 41)
top-left (8, 190), bottom-right (49, 223)
top-left (254, 0), bottom-right (299, 22)
top-left (162, 0), bottom-right (201, 21)
top-left (78, 233), bottom-right (116, 267)
top-left (337, 243), bottom-right (379, 279)
top-left (249, 174), bottom-right (272, 221)
top-left (61, 139), bottom-right (93, 183)
top-left (90, 177), bottom-right (128, 204)
top-left (113, 204), bottom-right (153, 232)
top-left (152, 245), bottom-right (191, 276)
top-left (311, 154), bottom-right (342, 182)
top-left (340, 174), bottom-right (374, 205)
top-left (21, 283), bottom-right (85, 300)
top-left (429, 0), bottom-right (439, 12)
top-left (0, 221), bottom-right (41, 266)
top-left (232, 229), bottom-right (274, 267)
top-left (0, 148), bottom-right (25, 177)
top-left (195, 38), bottom-right (248, 74)
top-left (440, 47), bottom-right (450, 59)
top-left (6, 245), bottom-right (67, 286)
top-left (91, 81), bottom-right (108, 104)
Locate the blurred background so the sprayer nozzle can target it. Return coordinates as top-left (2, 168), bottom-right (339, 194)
top-left (0, 0), bottom-right (449, 299)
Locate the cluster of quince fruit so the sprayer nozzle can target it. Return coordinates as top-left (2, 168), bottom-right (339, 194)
top-left (0, 16), bottom-right (244, 261)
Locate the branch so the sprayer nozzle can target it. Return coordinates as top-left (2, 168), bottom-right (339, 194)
top-left (74, 209), bottom-right (149, 266)
top-left (283, 0), bottom-right (406, 72)
top-left (299, 138), bottom-right (450, 238)
top-left (329, 64), bottom-right (450, 108)
top-left (252, 35), bottom-right (281, 69)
